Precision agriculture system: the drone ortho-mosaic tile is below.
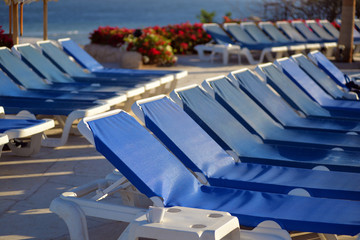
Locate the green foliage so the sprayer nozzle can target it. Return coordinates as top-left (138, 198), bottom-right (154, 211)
top-left (196, 9), bottom-right (216, 23)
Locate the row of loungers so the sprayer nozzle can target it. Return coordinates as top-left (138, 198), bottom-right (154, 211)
top-left (196, 19), bottom-right (360, 65)
top-left (51, 51), bottom-right (360, 239)
top-left (0, 39), bottom-right (187, 148)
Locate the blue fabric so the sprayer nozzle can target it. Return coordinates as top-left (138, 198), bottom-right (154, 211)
top-left (0, 70), bottom-right (121, 101)
top-left (0, 119), bottom-right (46, 133)
top-left (321, 21), bottom-right (340, 39)
top-left (308, 51), bottom-right (347, 87)
top-left (292, 22), bottom-right (323, 43)
top-left (260, 23), bottom-right (293, 43)
top-left (226, 24), bottom-right (279, 50)
top-left (140, 97), bottom-right (360, 200)
top-left (176, 86), bottom-right (360, 173)
top-left (0, 48), bottom-right (125, 94)
top-left (16, 45), bottom-right (153, 88)
top-left (307, 22), bottom-right (336, 42)
top-left (203, 24), bottom-right (236, 45)
top-left (232, 69), bottom-right (360, 133)
top-left (277, 58), bottom-right (360, 118)
top-left (241, 23), bottom-right (274, 44)
top-left (0, 96), bottom-right (101, 115)
top-left (292, 55), bottom-right (348, 99)
top-left (276, 22), bottom-right (307, 43)
top-left (88, 111), bottom-right (360, 235)
top-left (261, 62), bottom-right (360, 120)
top-left (209, 76), bottom-right (360, 151)
top-left (59, 39), bottom-right (183, 78)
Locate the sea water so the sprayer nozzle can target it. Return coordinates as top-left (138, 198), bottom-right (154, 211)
top-left (0, 0), bottom-right (263, 44)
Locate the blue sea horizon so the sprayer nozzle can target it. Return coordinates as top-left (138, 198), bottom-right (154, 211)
top-left (0, 0), bottom-right (263, 45)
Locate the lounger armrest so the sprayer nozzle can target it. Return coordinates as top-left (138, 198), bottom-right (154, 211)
top-left (78, 109), bottom-right (122, 145)
top-left (132, 95), bottom-right (168, 123)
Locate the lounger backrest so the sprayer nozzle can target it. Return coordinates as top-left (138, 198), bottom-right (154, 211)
top-left (0, 47), bottom-right (47, 89)
top-left (38, 41), bottom-right (89, 77)
top-left (319, 20), bottom-right (340, 39)
top-left (276, 58), bottom-right (335, 106)
top-left (241, 22), bottom-right (273, 44)
top-left (140, 97), bottom-right (234, 176)
top-left (292, 21), bottom-right (322, 42)
top-left (0, 70), bottom-right (23, 96)
top-left (87, 111), bottom-right (200, 203)
top-left (202, 24), bottom-right (235, 45)
top-left (291, 54), bottom-right (347, 99)
top-left (15, 44), bottom-right (75, 83)
top-left (59, 38), bottom-right (104, 72)
top-left (257, 63), bottom-right (331, 117)
top-left (231, 69), bottom-right (301, 121)
top-left (308, 51), bottom-right (346, 87)
top-left (305, 20), bottom-right (336, 41)
top-left (223, 24), bottom-right (257, 45)
top-left (276, 21), bottom-right (307, 43)
top-left (175, 86), bottom-right (264, 155)
top-left (259, 22), bottom-right (291, 43)
top-left (209, 76), bottom-right (284, 137)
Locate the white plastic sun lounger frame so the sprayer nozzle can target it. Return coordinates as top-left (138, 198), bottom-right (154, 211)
top-left (50, 109), bottom-right (293, 240)
top-left (194, 42), bottom-right (243, 65)
top-left (0, 133), bottom-right (9, 158)
top-left (0, 106), bottom-right (54, 156)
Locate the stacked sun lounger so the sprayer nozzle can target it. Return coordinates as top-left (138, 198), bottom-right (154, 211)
top-left (196, 19), bottom-right (360, 64)
top-left (48, 49), bottom-right (360, 240)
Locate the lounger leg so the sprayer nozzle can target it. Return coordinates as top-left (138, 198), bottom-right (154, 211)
top-left (223, 51), bottom-right (229, 65)
top-left (50, 197), bottom-right (90, 240)
top-left (7, 133), bottom-right (43, 156)
top-left (318, 234), bottom-right (339, 240)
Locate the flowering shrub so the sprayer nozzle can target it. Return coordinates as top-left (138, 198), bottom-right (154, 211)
top-left (90, 26), bottom-right (134, 47)
top-left (89, 23), bottom-right (212, 65)
top-left (0, 26), bottom-right (13, 48)
top-left (125, 29), bottom-right (176, 66)
top-left (151, 22), bottom-right (211, 54)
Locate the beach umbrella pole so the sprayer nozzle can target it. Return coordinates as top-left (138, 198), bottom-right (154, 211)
top-left (43, 0), bottom-right (48, 40)
top-left (11, 2), bottom-right (19, 44)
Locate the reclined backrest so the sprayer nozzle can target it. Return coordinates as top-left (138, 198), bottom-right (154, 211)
top-left (0, 70), bottom-right (24, 96)
top-left (59, 38), bottom-right (104, 72)
top-left (139, 97), bottom-right (235, 176)
top-left (241, 22), bottom-right (273, 44)
top-left (292, 21), bottom-right (322, 42)
top-left (319, 20), bottom-right (340, 39)
top-left (291, 54), bottom-right (347, 99)
top-left (259, 22), bottom-right (291, 43)
top-left (87, 111), bottom-right (200, 204)
top-left (308, 51), bottom-right (347, 87)
top-left (223, 23), bottom-right (258, 45)
top-left (276, 21), bottom-right (307, 43)
top-left (306, 20), bottom-right (336, 42)
top-left (0, 47), bottom-right (48, 89)
top-left (37, 41), bottom-right (89, 77)
top-left (14, 44), bottom-right (75, 83)
top-left (256, 63), bottom-right (331, 117)
top-left (202, 23), bottom-right (236, 45)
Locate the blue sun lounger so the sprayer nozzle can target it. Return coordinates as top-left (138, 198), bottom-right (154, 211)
top-left (229, 68), bottom-right (360, 133)
top-left (0, 70), bottom-right (126, 106)
top-left (199, 76), bottom-right (360, 151)
top-left (17, 43), bottom-right (169, 97)
top-left (80, 110), bottom-right (360, 235)
top-left (275, 21), bottom-right (322, 51)
top-left (256, 61), bottom-right (360, 120)
top-left (0, 106), bottom-right (54, 156)
top-left (308, 50), bottom-right (360, 89)
top-left (318, 19), bottom-right (360, 43)
top-left (223, 23), bottom-right (288, 63)
top-left (0, 95), bottom-right (109, 147)
top-left (258, 22), bottom-right (305, 52)
top-left (0, 47), bottom-right (143, 97)
top-left (170, 85), bottom-right (360, 173)
top-left (290, 54), bottom-right (357, 100)
top-left (58, 38), bottom-right (187, 91)
top-left (305, 20), bottom-right (337, 43)
top-left (133, 95), bottom-right (360, 200)
top-left (10, 45), bottom-right (148, 99)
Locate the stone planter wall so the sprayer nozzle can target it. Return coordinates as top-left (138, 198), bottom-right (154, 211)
top-left (84, 43), bottom-right (143, 69)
